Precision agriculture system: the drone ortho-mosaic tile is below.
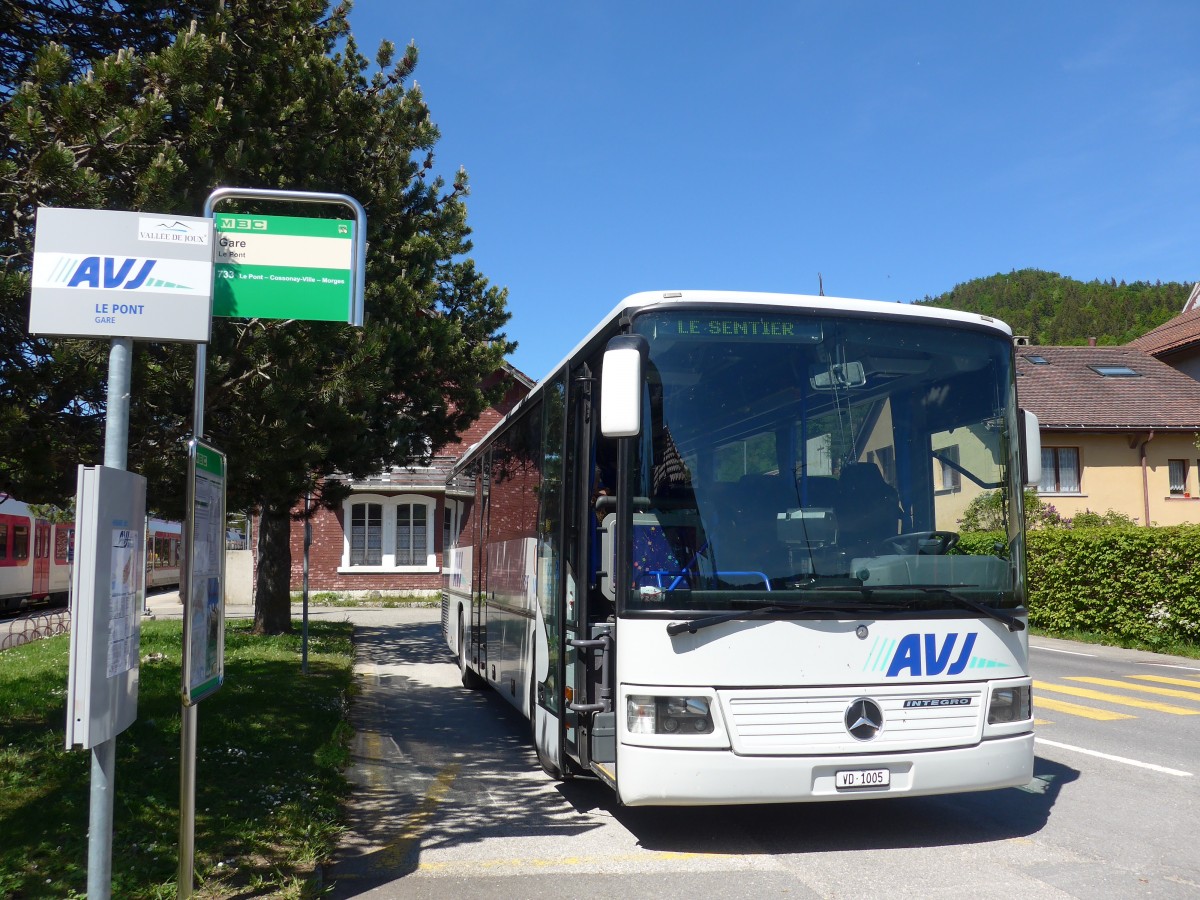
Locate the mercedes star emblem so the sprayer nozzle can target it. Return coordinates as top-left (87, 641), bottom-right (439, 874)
top-left (845, 698), bottom-right (884, 740)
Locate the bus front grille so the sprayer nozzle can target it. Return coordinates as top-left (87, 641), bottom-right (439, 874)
top-left (720, 685), bottom-right (985, 755)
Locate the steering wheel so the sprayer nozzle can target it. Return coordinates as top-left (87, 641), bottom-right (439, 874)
top-left (881, 531), bottom-right (959, 555)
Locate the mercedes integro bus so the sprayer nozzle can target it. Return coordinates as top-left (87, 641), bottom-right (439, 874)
top-left (443, 290), bottom-right (1040, 806)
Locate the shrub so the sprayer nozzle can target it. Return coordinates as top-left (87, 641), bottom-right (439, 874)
top-left (1068, 508), bottom-right (1139, 528)
top-left (959, 489), bottom-right (1065, 532)
top-left (956, 525), bottom-right (1200, 646)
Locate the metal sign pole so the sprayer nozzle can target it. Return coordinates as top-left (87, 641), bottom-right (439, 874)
top-left (176, 187), bottom-right (365, 895)
top-left (302, 491), bottom-right (310, 675)
top-left (86, 336), bottom-right (132, 900)
top-left (177, 342), bottom-right (205, 900)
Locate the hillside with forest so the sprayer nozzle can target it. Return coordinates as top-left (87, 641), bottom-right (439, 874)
top-left (915, 269), bottom-right (1196, 345)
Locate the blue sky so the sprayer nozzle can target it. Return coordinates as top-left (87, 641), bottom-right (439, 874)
top-left (348, 2), bottom-right (1200, 382)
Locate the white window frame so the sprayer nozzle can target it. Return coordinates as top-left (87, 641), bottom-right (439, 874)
top-left (339, 493), bottom-right (438, 573)
top-left (442, 499), bottom-right (462, 559)
top-left (1168, 459), bottom-right (1189, 497)
top-left (1039, 447), bottom-right (1081, 495)
top-left (938, 444), bottom-right (962, 493)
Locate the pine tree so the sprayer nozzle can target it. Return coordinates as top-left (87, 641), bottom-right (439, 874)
top-left (1, 1), bottom-right (513, 632)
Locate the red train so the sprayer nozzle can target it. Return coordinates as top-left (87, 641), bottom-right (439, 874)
top-left (0, 496), bottom-right (181, 612)
top-left (0, 497), bottom-right (74, 611)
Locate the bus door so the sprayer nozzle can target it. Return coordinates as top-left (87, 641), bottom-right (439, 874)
top-left (530, 373), bottom-right (568, 777)
top-left (32, 521), bottom-right (51, 599)
top-left (563, 362), bottom-right (617, 782)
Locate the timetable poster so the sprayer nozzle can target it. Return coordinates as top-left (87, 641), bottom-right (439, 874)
top-left (183, 440), bottom-right (226, 704)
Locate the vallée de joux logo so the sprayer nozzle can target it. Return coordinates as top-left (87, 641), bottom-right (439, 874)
top-left (137, 216), bottom-right (211, 246)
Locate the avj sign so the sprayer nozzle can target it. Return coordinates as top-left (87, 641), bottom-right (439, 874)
top-left (29, 208), bottom-right (214, 342)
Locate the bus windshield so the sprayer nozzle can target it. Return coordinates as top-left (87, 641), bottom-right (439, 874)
top-left (621, 308), bottom-right (1022, 614)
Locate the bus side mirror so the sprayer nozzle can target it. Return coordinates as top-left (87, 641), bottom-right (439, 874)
top-left (1019, 409), bottom-right (1041, 487)
top-left (600, 335), bottom-right (647, 438)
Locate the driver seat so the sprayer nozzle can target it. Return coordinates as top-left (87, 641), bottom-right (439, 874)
top-left (835, 464), bottom-right (902, 554)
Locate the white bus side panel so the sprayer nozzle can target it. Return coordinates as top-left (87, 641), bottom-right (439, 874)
top-left (483, 537), bottom-right (538, 717)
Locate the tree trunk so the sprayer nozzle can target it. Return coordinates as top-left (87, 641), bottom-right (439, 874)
top-left (254, 500), bottom-right (293, 634)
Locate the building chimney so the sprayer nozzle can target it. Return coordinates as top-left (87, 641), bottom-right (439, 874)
top-left (1013, 335), bottom-right (1030, 346)
top-left (1088, 337), bottom-right (1097, 347)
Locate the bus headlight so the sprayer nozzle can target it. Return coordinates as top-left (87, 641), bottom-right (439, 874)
top-left (988, 685), bottom-right (1032, 724)
top-left (627, 695), bottom-right (714, 735)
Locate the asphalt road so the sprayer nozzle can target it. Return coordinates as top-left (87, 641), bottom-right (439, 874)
top-left (326, 610), bottom-right (1200, 899)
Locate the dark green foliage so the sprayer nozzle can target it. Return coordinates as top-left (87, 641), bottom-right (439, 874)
top-left (917, 269), bottom-right (1194, 345)
top-left (0, 619), bottom-right (355, 898)
top-left (1, 1), bottom-right (513, 630)
top-left (958, 526), bottom-right (1200, 647)
top-left (0, 0), bottom-right (209, 100)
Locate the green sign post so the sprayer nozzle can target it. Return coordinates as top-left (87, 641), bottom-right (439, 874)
top-left (213, 213), bottom-right (353, 321)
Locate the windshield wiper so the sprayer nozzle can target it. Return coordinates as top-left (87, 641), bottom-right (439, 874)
top-left (917, 586), bottom-right (1025, 633)
top-left (666, 601), bottom-right (906, 636)
top-left (853, 584), bottom-right (1026, 633)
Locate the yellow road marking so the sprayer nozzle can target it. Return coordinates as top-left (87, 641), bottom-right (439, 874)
top-left (361, 731), bottom-right (386, 789)
top-left (1067, 676), bottom-right (1200, 703)
top-left (1131, 674), bottom-right (1200, 690)
top-left (1033, 695), bottom-right (1134, 721)
top-left (374, 764), bottom-right (461, 870)
top-left (1034, 680), bottom-right (1200, 715)
top-left (1034, 718), bottom-right (1052, 726)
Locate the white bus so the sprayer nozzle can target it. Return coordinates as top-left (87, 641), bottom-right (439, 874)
top-left (443, 290), bottom-right (1040, 806)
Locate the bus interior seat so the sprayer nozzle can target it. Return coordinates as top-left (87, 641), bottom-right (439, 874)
top-left (708, 474), bottom-right (789, 586)
top-left (835, 464), bottom-right (902, 552)
top-left (795, 475), bottom-right (838, 509)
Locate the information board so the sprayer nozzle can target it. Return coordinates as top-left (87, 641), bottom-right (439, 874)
top-left (30, 207), bottom-right (213, 342)
top-left (213, 213), bottom-right (353, 321)
top-left (182, 440), bottom-right (227, 705)
top-left (65, 466), bottom-right (147, 749)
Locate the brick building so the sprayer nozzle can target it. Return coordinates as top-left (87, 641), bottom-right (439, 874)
top-left (282, 365), bottom-right (535, 598)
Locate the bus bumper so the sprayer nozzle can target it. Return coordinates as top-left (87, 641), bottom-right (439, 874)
top-left (614, 732), bottom-right (1035, 807)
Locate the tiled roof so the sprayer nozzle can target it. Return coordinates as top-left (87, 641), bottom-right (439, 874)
top-left (1127, 307), bottom-right (1200, 357)
top-left (1015, 345), bottom-right (1200, 430)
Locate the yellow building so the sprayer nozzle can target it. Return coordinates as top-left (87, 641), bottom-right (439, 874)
top-left (1016, 344), bottom-right (1200, 527)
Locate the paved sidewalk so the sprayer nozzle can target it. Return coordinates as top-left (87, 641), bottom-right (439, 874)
top-left (324, 606), bottom-right (461, 898)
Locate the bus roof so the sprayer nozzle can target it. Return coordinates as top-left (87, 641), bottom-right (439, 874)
top-left (453, 290), bottom-right (1013, 475)
top-left (539, 291), bottom-right (1010, 395)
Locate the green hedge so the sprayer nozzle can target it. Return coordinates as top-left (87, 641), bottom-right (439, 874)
top-left (957, 527), bottom-right (1200, 646)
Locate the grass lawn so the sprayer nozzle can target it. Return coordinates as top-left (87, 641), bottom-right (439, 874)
top-left (0, 619), bottom-right (355, 899)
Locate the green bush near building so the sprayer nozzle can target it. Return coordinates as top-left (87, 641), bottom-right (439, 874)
top-left (958, 526), bottom-right (1200, 653)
